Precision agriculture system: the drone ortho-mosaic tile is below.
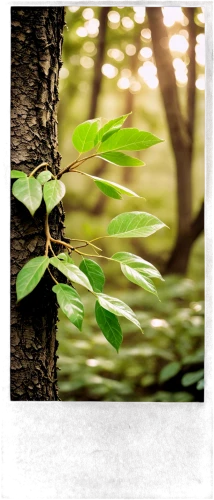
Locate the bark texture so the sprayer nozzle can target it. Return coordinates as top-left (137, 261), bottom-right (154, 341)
top-left (11, 7), bottom-right (65, 400)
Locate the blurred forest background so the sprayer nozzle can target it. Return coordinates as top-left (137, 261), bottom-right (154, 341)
top-left (57, 6), bottom-right (205, 402)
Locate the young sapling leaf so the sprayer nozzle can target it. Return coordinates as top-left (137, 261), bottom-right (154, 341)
top-left (16, 256), bottom-right (49, 301)
top-left (79, 259), bottom-right (105, 293)
top-left (107, 211), bottom-right (167, 238)
top-left (52, 283), bottom-right (84, 331)
top-left (12, 177), bottom-right (43, 216)
top-left (95, 301), bottom-right (123, 352)
top-left (43, 180), bottom-right (65, 214)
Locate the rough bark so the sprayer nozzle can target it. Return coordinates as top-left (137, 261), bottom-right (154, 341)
top-left (11, 7), bottom-right (65, 400)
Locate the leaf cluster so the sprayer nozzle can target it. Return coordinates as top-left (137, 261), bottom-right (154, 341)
top-left (11, 114), bottom-right (166, 351)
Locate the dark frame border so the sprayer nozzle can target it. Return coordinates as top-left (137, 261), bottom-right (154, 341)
top-left (0, 0), bottom-right (214, 500)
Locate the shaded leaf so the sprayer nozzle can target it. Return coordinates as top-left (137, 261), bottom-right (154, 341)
top-left (108, 211), bottom-right (167, 238)
top-left (95, 301), bottom-right (122, 352)
top-left (72, 119), bottom-right (100, 153)
top-left (99, 151), bottom-right (145, 167)
top-left (37, 170), bottom-right (52, 185)
top-left (52, 283), bottom-right (84, 331)
top-left (50, 257), bottom-right (93, 291)
top-left (111, 252), bottom-right (164, 281)
top-left (11, 170), bottom-right (27, 179)
top-left (94, 113), bottom-right (131, 145)
top-left (159, 362), bottom-right (181, 383)
top-left (16, 256), bottom-right (49, 301)
top-left (43, 180), bottom-right (65, 214)
top-left (196, 379), bottom-right (204, 390)
top-left (79, 259), bottom-right (105, 293)
top-left (96, 293), bottom-right (142, 332)
top-left (97, 128), bottom-right (163, 153)
top-left (181, 369), bottom-right (204, 387)
top-left (12, 177), bottom-right (42, 216)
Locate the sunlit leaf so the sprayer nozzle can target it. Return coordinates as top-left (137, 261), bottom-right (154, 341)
top-left (50, 257), bottom-right (93, 291)
top-left (72, 118), bottom-right (100, 153)
top-left (159, 362), bottom-right (181, 383)
top-left (99, 151), bottom-right (145, 167)
top-left (96, 292), bottom-right (142, 332)
top-left (97, 128), bottom-right (163, 153)
top-left (12, 177), bottom-right (42, 216)
top-left (196, 379), bottom-right (204, 390)
top-left (120, 264), bottom-right (159, 297)
top-left (52, 283), bottom-right (84, 331)
top-left (16, 256), bottom-right (49, 301)
top-left (43, 180), bottom-right (65, 214)
top-left (37, 170), bottom-right (52, 185)
top-left (111, 252), bottom-right (164, 280)
top-left (108, 212), bottom-right (167, 238)
top-left (95, 301), bottom-right (122, 352)
top-left (79, 259), bottom-right (105, 292)
top-left (11, 170), bottom-right (27, 179)
top-left (90, 175), bottom-right (141, 200)
top-left (94, 113), bottom-right (131, 145)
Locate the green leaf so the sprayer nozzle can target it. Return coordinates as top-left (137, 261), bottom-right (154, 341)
top-left (120, 264), bottom-right (159, 297)
top-left (159, 362), bottom-right (181, 383)
top-left (99, 151), bottom-right (145, 167)
top-left (181, 369), bottom-right (204, 387)
top-left (43, 180), bottom-right (65, 214)
top-left (16, 256), bottom-right (49, 301)
top-left (50, 257), bottom-right (93, 291)
top-left (11, 170), bottom-right (27, 179)
top-left (79, 259), bottom-right (105, 292)
top-left (95, 301), bottom-right (122, 352)
top-left (72, 119), bottom-right (100, 153)
top-left (108, 212), bottom-right (167, 238)
top-left (96, 293), bottom-right (142, 332)
top-left (97, 128), bottom-right (163, 153)
top-left (196, 379), bottom-right (204, 390)
top-left (57, 253), bottom-right (74, 264)
top-left (12, 177), bottom-right (43, 216)
top-left (94, 113), bottom-right (131, 145)
top-left (111, 252), bottom-right (164, 281)
top-left (52, 283), bottom-right (84, 331)
top-left (89, 175), bottom-right (141, 200)
top-left (37, 170), bottom-right (52, 185)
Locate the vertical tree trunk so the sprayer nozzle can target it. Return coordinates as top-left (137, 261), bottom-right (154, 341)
top-left (11, 7), bottom-right (65, 400)
top-left (147, 7), bottom-right (202, 274)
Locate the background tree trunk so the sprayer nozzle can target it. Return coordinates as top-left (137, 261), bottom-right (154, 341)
top-left (147, 7), bottom-right (204, 274)
top-left (11, 7), bottom-right (65, 400)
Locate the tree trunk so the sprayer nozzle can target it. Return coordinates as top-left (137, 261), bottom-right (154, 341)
top-left (147, 7), bottom-right (203, 275)
top-left (11, 7), bottom-right (65, 400)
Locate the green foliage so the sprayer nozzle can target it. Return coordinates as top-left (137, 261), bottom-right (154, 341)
top-left (107, 211), bottom-right (167, 238)
top-left (98, 151), bottom-right (145, 167)
top-left (11, 170), bottom-right (27, 179)
top-left (43, 180), bottom-right (66, 214)
top-left (12, 177), bottom-right (42, 216)
top-left (79, 259), bottom-right (105, 293)
top-left (57, 276), bottom-right (204, 402)
top-left (16, 256), bottom-right (49, 302)
top-left (11, 116), bottom-right (166, 352)
top-left (89, 175), bottom-right (141, 200)
top-left (95, 301), bottom-right (123, 352)
top-left (72, 118), bottom-right (100, 152)
top-left (37, 170), bottom-right (52, 184)
top-left (52, 283), bottom-right (84, 331)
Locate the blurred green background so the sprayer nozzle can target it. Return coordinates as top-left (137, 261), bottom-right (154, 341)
top-left (57, 6), bottom-right (204, 402)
